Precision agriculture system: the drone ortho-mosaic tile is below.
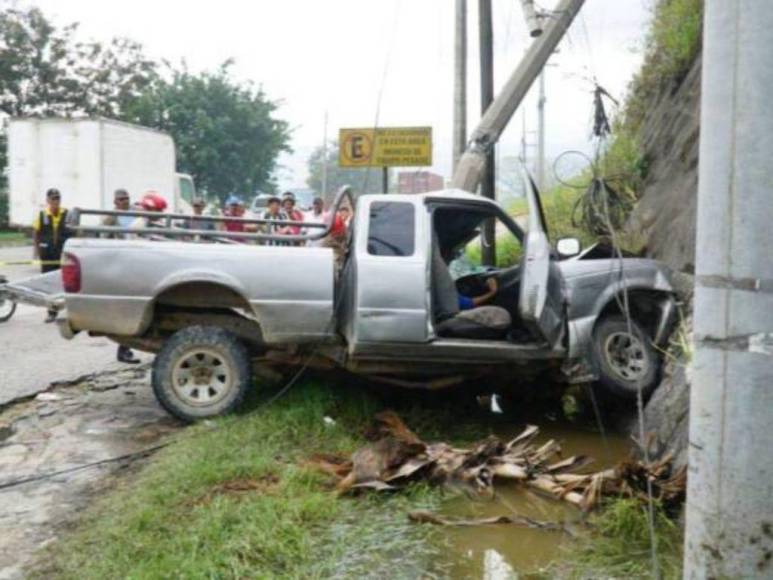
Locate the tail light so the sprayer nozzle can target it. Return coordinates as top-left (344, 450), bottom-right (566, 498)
top-left (61, 252), bottom-right (81, 293)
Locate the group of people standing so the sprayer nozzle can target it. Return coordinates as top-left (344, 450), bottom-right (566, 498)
top-left (213, 191), bottom-right (351, 249)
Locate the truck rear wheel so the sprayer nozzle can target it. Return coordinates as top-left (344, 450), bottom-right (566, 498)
top-left (152, 326), bottom-right (251, 422)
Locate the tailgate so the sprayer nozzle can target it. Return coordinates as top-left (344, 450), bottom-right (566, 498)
top-left (0, 271), bottom-right (65, 310)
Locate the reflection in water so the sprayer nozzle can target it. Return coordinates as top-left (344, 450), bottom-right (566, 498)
top-left (483, 549), bottom-right (517, 580)
top-left (437, 421), bottom-right (631, 578)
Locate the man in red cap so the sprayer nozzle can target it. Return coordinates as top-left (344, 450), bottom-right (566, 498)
top-left (127, 191), bottom-right (168, 235)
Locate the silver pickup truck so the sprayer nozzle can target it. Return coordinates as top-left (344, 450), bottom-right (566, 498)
top-left (4, 181), bottom-right (676, 421)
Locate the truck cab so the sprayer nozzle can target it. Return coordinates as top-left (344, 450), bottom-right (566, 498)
top-left (342, 177), bottom-right (566, 371)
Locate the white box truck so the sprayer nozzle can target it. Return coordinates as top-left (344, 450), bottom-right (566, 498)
top-left (8, 117), bottom-right (196, 227)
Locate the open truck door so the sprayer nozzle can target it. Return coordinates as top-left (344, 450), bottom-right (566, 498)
top-left (518, 172), bottom-right (566, 347)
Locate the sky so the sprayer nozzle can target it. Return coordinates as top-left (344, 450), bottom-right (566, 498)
top-left (30, 0), bottom-right (654, 192)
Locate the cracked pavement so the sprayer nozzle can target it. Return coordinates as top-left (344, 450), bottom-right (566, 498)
top-left (1, 247), bottom-right (173, 578)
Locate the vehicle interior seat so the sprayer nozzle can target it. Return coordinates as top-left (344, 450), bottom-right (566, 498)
top-left (431, 234), bottom-right (511, 340)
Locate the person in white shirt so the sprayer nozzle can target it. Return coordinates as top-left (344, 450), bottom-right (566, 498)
top-left (303, 196), bottom-right (326, 247)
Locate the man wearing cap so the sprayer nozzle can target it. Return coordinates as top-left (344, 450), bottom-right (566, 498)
top-left (281, 192), bottom-right (304, 244)
top-left (181, 197), bottom-right (215, 239)
top-left (223, 196), bottom-right (247, 235)
top-left (32, 188), bottom-right (69, 322)
top-left (97, 189), bottom-right (144, 362)
top-left (100, 189), bottom-right (135, 236)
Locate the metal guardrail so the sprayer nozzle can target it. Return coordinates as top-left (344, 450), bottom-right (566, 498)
top-left (66, 186), bottom-right (355, 244)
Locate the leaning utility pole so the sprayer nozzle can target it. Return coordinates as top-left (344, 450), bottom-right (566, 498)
top-left (451, 0), bottom-right (584, 193)
top-left (479, 0), bottom-right (496, 266)
top-left (685, 1), bottom-right (773, 577)
top-left (453, 0), bottom-right (467, 171)
top-left (537, 70), bottom-right (546, 191)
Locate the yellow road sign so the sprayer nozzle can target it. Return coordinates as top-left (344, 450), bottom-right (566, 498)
top-left (339, 127), bottom-right (432, 167)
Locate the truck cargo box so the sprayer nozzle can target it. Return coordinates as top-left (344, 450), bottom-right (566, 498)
top-left (8, 118), bottom-right (190, 227)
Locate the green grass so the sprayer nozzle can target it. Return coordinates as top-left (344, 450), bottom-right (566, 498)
top-left (0, 231), bottom-right (28, 247)
top-left (33, 381), bottom-right (484, 579)
top-left (554, 499), bottom-right (684, 579)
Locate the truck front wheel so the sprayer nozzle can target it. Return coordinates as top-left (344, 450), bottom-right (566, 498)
top-left (591, 315), bottom-right (660, 401)
top-left (152, 326), bottom-right (251, 422)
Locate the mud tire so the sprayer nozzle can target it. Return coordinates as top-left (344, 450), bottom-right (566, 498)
top-left (591, 315), bottom-right (660, 401)
top-left (152, 325), bottom-right (251, 422)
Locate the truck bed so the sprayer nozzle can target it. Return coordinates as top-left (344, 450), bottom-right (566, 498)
top-left (64, 238), bottom-right (337, 344)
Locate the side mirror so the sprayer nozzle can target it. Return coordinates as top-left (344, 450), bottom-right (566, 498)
top-left (556, 237), bottom-right (581, 259)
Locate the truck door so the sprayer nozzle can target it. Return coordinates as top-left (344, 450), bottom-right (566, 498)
top-left (518, 173), bottom-right (566, 346)
top-left (347, 197), bottom-right (429, 348)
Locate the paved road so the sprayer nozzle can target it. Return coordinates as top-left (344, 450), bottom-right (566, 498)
top-left (0, 246), bottom-right (149, 406)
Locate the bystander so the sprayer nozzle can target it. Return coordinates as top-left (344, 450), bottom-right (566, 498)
top-left (32, 188), bottom-right (69, 322)
top-left (261, 196), bottom-right (289, 246)
top-left (304, 196), bottom-right (326, 247)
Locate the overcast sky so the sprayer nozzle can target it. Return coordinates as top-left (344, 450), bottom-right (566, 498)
top-left (31, 0), bottom-right (653, 191)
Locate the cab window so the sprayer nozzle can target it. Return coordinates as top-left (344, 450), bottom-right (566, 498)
top-left (178, 177), bottom-right (195, 204)
top-left (367, 202), bottom-right (415, 257)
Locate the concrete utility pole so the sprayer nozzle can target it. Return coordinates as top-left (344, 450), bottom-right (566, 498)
top-left (479, 0), bottom-right (496, 266)
top-left (537, 70), bottom-right (546, 191)
top-left (453, 0), bottom-right (467, 171)
top-left (685, 1), bottom-right (773, 577)
top-left (451, 0), bottom-right (585, 193)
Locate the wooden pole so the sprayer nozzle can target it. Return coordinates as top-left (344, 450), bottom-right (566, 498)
top-left (479, 0), bottom-right (496, 266)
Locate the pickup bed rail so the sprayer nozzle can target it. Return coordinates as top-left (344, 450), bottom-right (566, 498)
top-left (67, 186), bottom-right (355, 245)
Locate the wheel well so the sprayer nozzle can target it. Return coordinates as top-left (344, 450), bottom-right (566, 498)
top-left (154, 282), bottom-right (252, 312)
top-left (595, 290), bottom-right (669, 339)
top-left (138, 282), bottom-right (264, 351)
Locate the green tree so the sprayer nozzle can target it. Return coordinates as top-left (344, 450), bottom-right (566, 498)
top-left (124, 62), bottom-right (290, 202)
top-left (0, 6), bottom-right (157, 117)
top-left (307, 142), bottom-right (390, 201)
top-left (0, 4), bottom-right (157, 225)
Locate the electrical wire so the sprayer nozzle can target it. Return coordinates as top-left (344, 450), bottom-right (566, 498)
top-left (559, 22), bottom-right (662, 577)
top-left (0, 443), bottom-right (169, 491)
top-left (596, 178), bottom-right (661, 580)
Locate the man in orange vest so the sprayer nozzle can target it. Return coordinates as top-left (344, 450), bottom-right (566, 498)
top-left (32, 188), bottom-right (69, 322)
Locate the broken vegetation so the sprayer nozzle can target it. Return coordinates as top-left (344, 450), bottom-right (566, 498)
top-left (314, 411), bottom-right (686, 514)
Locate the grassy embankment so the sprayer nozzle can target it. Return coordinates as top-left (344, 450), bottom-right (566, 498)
top-left (34, 381), bottom-right (484, 579)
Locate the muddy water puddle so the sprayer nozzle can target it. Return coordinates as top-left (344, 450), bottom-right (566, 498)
top-left (433, 422), bottom-right (632, 578)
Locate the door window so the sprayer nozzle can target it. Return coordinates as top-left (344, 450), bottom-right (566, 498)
top-left (367, 202), bottom-right (415, 257)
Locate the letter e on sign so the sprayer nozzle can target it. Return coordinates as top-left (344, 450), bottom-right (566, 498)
top-left (339, 129), bottom-right (374, 167)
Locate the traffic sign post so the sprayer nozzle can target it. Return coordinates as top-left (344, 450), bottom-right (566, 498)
top-left (339, 127), bottom-right (432, 193)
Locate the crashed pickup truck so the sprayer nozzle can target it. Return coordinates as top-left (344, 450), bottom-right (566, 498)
top-left (2, 178), bottom-right (676, 422)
